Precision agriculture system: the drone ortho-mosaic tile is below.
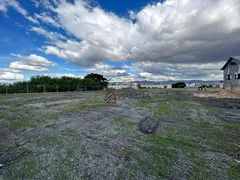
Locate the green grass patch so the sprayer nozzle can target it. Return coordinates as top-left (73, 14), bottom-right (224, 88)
top-left (117, 134), bottom-right (178, 178)
top-left (134, 101), bottom-right (152, 108)
top-left (155, 101), bottom-right (171, 117)
top-left (61, 130), bottom-right (76, 137)
top-left (139, 130), bottom-right (205, 154)
top-left (0, 107), bottom-right (41, 131)
top-left (3, 154), bottom-right (40, 179)
top-left (111, 117), bottom-right (137, 135)
top-left (59, 101), bottom-right (105, 114)
top-left (197, 123), bottom-right (239, 158)
top-left (0, 112), bottom-right (9, 120)
top-left (188, 159), bottom-right (211, 180)
top-left (0, 133), bottom-right (8, 152)
top-left (228, 163), bottom-right (240, 180)
top-left (223, 123), bottom-right (240, 129)
top-left (118, 147), bottom-right (177, 179)
top-left (117, 129), bottom-right (207, 179)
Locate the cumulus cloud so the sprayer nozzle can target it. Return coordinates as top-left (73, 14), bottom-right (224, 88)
top-left (40, 0), bottom-right (137, 65)
top-left (0, 68), bottom-right (24, 83)
top-left (82, 63), bottom-right (134, 82)
top-left (2, 0), bottom-right (240, 80)
top-left (9, 54), bottom-right (56, 72)
top-left (133, 61), bottom-right (224, 80)
top-left (129, 0), bottom-right (240, 63)
top-left (39, 0), bottom-right (240, 66)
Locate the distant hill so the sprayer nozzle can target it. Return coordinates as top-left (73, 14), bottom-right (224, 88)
top-left (134, 80), bottom-right (221, 85)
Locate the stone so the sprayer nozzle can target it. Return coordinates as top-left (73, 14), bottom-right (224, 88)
top-left (138, 116), bottom-right (160, 134)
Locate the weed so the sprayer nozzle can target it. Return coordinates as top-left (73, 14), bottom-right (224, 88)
top-left (40, 121), bottom-right (56, 128)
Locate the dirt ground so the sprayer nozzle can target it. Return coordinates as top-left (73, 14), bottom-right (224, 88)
top-left (0, 89), bottom-right (239, 179)
top-left (192, 89), bottom-right (240, 99)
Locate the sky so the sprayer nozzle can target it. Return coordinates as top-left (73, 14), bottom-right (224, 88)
top-left (0, 0), bottom-right (240, 83)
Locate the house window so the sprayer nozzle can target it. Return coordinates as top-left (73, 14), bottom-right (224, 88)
top-left (235, 74), bottom-right (240, 79)
top-left (226, 75), bottom-right (231, 80)
top-left (230, 62), bottom-right (236, 65)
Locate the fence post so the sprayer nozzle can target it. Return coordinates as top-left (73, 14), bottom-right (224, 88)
top-left (27, 83), bottom-right (29, 94)
top-left (43, 84), bottom-right (46, 93)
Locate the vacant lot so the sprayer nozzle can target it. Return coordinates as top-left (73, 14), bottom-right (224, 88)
top-left (0, 90), bottom-right (239, 179)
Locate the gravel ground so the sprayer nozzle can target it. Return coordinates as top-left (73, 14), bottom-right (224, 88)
top-left (0, 90), bottom-right (239, 179)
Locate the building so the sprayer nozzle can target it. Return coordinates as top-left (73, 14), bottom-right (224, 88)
top-left (219, 81), bottom-right (224, 89)
top-left (186, 83), bottom-right (197, 87)
top-left (140, 84), bottom-right (163, 89)
top-left (221, 56), bottom-right (240, 93)
top-left (140, 84), bottom-right (172, 89)
top-left (108, 82), bottom-right (138, 89)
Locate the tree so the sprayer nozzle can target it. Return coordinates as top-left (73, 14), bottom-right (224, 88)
top-left (0, 73), bottom-right (108, 94)
top-left (172, 82), bottom-right (186, 88)
top-left (84, 73), bottom-right (108, 90)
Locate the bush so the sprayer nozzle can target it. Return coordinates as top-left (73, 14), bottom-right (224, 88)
top-left (172, 82), bottom-right (186, 88)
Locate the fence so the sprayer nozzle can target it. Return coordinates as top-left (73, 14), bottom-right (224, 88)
top-left (0, 84), bottom-right (100, 94)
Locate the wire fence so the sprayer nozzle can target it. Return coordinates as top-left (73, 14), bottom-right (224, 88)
top-left (0, 84), bottom-right (101, 94)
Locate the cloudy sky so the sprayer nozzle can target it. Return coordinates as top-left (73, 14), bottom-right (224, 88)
top-left (0, 0), bottom-right (240, 83)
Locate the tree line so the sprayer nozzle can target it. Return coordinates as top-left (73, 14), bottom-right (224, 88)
top-left (0, 73), bottom-right (108, 94)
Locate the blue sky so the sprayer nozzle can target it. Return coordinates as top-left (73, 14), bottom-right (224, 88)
top-left (0, 0), bottom-right (240, 83)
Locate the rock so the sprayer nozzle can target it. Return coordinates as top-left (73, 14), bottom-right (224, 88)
top-left (234, 159), bottom-right (240, 163)
top-left (138, 116), bottom-right (160, 134)
top-left (0, 106), bottom-right (7, 109)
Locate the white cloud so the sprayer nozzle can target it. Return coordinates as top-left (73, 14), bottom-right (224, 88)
top-left (9, 54), bottom-right (56, 72)
top-left (0, 0), bottom-right (41, 24)
top-left (82, 63), bottom-right (134, 82)
top-left (25, 16), bottom-right (39, 24)
top-left (0, 0), bottom-right (27, 16)
top-left (35, 0), bottom-right (239, 69)
top-left (0, 68), bottom-right (24, 83)
top-left (43, 0), bottom-right (137, 65)
top-left (32, 0), bottom-right (238, 80)
top-left (30, 27), bottom-right (67, 41)
top-left (2, 0), bottom-right (240, 81)
top-left (44, 73), bottom-right (77, 78)
top-left (34, 12), bottom-right (60, 27)
top-left (134, 61), bottom-right (224, 80)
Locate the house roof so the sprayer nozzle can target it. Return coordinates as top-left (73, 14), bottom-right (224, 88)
top-left (221, 56), bottom-right (240, 70)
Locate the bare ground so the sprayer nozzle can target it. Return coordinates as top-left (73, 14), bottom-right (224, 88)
top-left (0, 90), bottom-right (239, 180)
